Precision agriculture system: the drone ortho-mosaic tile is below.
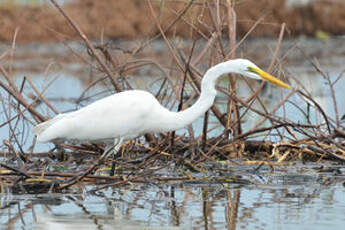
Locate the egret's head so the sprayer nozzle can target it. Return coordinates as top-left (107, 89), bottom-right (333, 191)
top-left (226, 59), bottom-right (291, 89)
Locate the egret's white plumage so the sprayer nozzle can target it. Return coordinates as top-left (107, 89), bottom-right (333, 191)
top-left (34, 59), bottom-right (290, 157)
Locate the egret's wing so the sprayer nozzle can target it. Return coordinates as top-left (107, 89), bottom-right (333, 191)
top-left (34, 90), bottom-right (157, 142)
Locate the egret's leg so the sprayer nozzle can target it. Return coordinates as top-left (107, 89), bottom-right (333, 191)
top-left (110, 138), bottom-right (123, 176)
top-left (102, 144), bottom-right (113, 157)
top-left (100, 138), bottom-right (123, 160)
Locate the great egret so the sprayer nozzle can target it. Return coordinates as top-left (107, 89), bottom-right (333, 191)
top-left (34, 59), bottom-right (290, 158)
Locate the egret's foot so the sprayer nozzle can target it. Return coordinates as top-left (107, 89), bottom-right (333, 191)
top-left (109, 141), bottom-right (134, 176)
top-left (110, 161), bottom-right (116, 176)
top-left (110, 151), bottom-right (122, 176)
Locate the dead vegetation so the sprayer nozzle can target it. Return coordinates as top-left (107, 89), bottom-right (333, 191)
top-left (0, 0), bottom-right (345, 194)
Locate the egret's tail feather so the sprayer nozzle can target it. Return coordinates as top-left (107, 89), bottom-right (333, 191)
top-left (33, 119), bottom-right (53, 135)
top-left (33, 114), bottom-right (66, 141)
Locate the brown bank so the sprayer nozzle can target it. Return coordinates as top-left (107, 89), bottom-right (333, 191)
top-left (0, 0), bottom-right (344, 42)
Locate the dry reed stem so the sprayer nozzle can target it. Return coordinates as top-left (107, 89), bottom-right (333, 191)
top-left (134, 0), bottom-right (196, 54)
top-left (49, 0), bottom-right (123, 92)
top-left (0, 65), bottom-right (45, 122)
top-left (239, 23), bottom-right (287, 137)
top-left (171, 43), bottom-right (227, 127)
top-left (225, 0), bottom-right (240, 137)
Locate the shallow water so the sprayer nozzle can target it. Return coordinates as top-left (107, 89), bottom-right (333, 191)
top-left (1, 163), bottom-right (345, 230)
top-left (1, 38), bottom-right (345, 229)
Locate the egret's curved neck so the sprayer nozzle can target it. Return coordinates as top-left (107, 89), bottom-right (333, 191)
top-left (159, 61), bottom-right (233, 132)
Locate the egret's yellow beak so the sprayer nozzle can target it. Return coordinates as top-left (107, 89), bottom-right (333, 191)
top-left (248, 67), bottom-right (291, 89)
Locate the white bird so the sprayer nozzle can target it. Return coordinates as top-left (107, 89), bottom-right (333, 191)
top-left (34, 59), bottom-right (290, 158)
